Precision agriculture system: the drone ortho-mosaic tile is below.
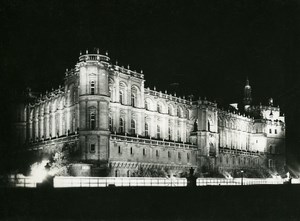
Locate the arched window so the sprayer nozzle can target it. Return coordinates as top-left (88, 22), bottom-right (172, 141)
top-left (157, 125), bottom-right (161, 139)
top-left (131, 94), bottom-right (136, 107)
top-left (145, 101), bottom-right (149, 110)
top-left (72, 112), bottom-right (76, 133)
top-left (119, 118), bottom-right (125, 133)
top-left (90, 144), bottom-right (95, 153)
top-left (177, 108), bottom-right (181, 117)
top-left (157, 103), bottom-right (162, 113)
top-left (131, 119), bottom-right (136, 135)
top-left (177, 128), bottom-right (181, 142)
top-left (145, 122), bottom-right (149, 137)
top-left (168, 106), bottom-right (173, 115)
top-left (109, 87), bottom-right (113, 101)
top-left (90, 80), bottom-right (95, 95)
top-left (168, 126), bottom-right (172, 140)
top-left (90, 112), bottom-right (96, 130)
top-left (208, 120), bottom-right (210, 131)
top-left (119, 91), bottom-right (124, 104)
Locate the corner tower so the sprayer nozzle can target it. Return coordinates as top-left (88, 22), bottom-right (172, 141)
top-left (77, 49), bottom-right (110, 166)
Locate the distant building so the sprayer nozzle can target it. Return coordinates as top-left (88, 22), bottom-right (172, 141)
top-left (12, 49), bottom-right (286, 177)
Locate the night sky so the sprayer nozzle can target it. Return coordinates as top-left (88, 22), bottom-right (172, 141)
top-left (2, 0), bottom-right (300, 104)
top-left (1, 0), bottom-right (300, 166)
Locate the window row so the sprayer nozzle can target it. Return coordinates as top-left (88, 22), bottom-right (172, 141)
top-left (116, 146), bottom-right (191, 162)
top-left (219, 156), bottom-right (260, 166)
top-left (109, 118), bottom-right (186, 141)
top-left (145, 101), bottom-right (189, 118)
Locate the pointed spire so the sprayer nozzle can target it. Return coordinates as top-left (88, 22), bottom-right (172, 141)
top-left (246, 77), bottom-right (249, 86)
top-left (243, 77), bottom-right (252, 107)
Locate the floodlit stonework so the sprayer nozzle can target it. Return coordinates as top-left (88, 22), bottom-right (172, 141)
top-left (13, 49), bottom-right (286, 177)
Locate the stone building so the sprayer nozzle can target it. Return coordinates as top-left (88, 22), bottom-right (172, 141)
top-left (12, 49), bottom-right (286, 177)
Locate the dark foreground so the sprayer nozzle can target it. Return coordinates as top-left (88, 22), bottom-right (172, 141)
top-left (1, 185), bottom-right (300, 221)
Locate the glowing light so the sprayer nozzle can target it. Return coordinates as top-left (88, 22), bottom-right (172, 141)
top-left (30, 160), bottom-right (49, 183)
top-left (222, 171), bottom-right (233, 179)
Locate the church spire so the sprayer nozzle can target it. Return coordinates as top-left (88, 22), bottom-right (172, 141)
top-left (243, 77), bottom-right (252, 108)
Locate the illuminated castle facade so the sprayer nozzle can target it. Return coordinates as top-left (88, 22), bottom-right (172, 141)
top-left (13, 50), bottom-right (286, 177)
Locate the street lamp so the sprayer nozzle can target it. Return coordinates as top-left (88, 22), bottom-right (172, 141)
top-left (241, 170), bottom-right (244, 186)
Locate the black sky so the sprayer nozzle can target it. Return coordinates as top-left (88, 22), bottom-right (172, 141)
top-left (2, 0), bottom-right (300, 107)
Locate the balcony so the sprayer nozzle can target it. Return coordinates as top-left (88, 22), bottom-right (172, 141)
top-left (110, 134), bottom-right (197, 150)
top-left (219, 147), bottom-right (264, 156)
top-left (79, 54), bottom-right (110, 63)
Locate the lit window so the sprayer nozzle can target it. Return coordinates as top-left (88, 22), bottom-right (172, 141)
top-left (268, 159), bottom-right (273, 169)
top-left (130, 147), bottom-right (133, 155)
top-left (90, 81), bottom-right (95, 95)
top-left (168, 106), bottom-right (172, 115)
top-left (90, 144), bottom-right (95, 153)
top-left (143, 148), bottom-right (146, 156)
top-left (275, 129), bottom-right (277, 134)
top-left (145, 101), bottom-right (149, 110)
top-left (145, 122), bottom-right (149, 137)
top-left (157, 125), bottom-right (161, 139)
top-left (119, 118), bottom-right (124, 133)
top-left (178, 152), bottom-right (181, 160)
top-left (72, 112), bottom-right (76, 132)
top-left (131, 119), bottom-right (136, 135)
top-left (119, 91), bottom-right (124, 104)
top-left (177, 108), bottom-right (181, 117)
top-left (157, 103), bottom-right (162, 113)
top-left (118, 146), bottom-right (121, 154)
top-left (115, 170), bottom-right (119, 177)
top-left (90, 112), bottom-right (96, 130)
top-left (109, 117), bottom-right (113, 132)
top-left (131, 94), bottom-right (136, 107)
top-left (177, 129), bottom-right (181, 142)
top-left (168, 126), bottom-right (172, 140)
top-left (269, 128), bottom-right (272, 134)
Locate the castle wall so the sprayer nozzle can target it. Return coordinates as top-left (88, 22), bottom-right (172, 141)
top-left (15, 51), bottom-right (286, 177)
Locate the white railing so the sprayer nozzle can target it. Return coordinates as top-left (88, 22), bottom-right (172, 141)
top-left (2, 175), bottom-right (37, 188)
top-left (54, 177), bottom-right (187, 188)
top-left (2, 175), bottom-right (286, 188)
top-left (196, 178), bottom-right (284, 186)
